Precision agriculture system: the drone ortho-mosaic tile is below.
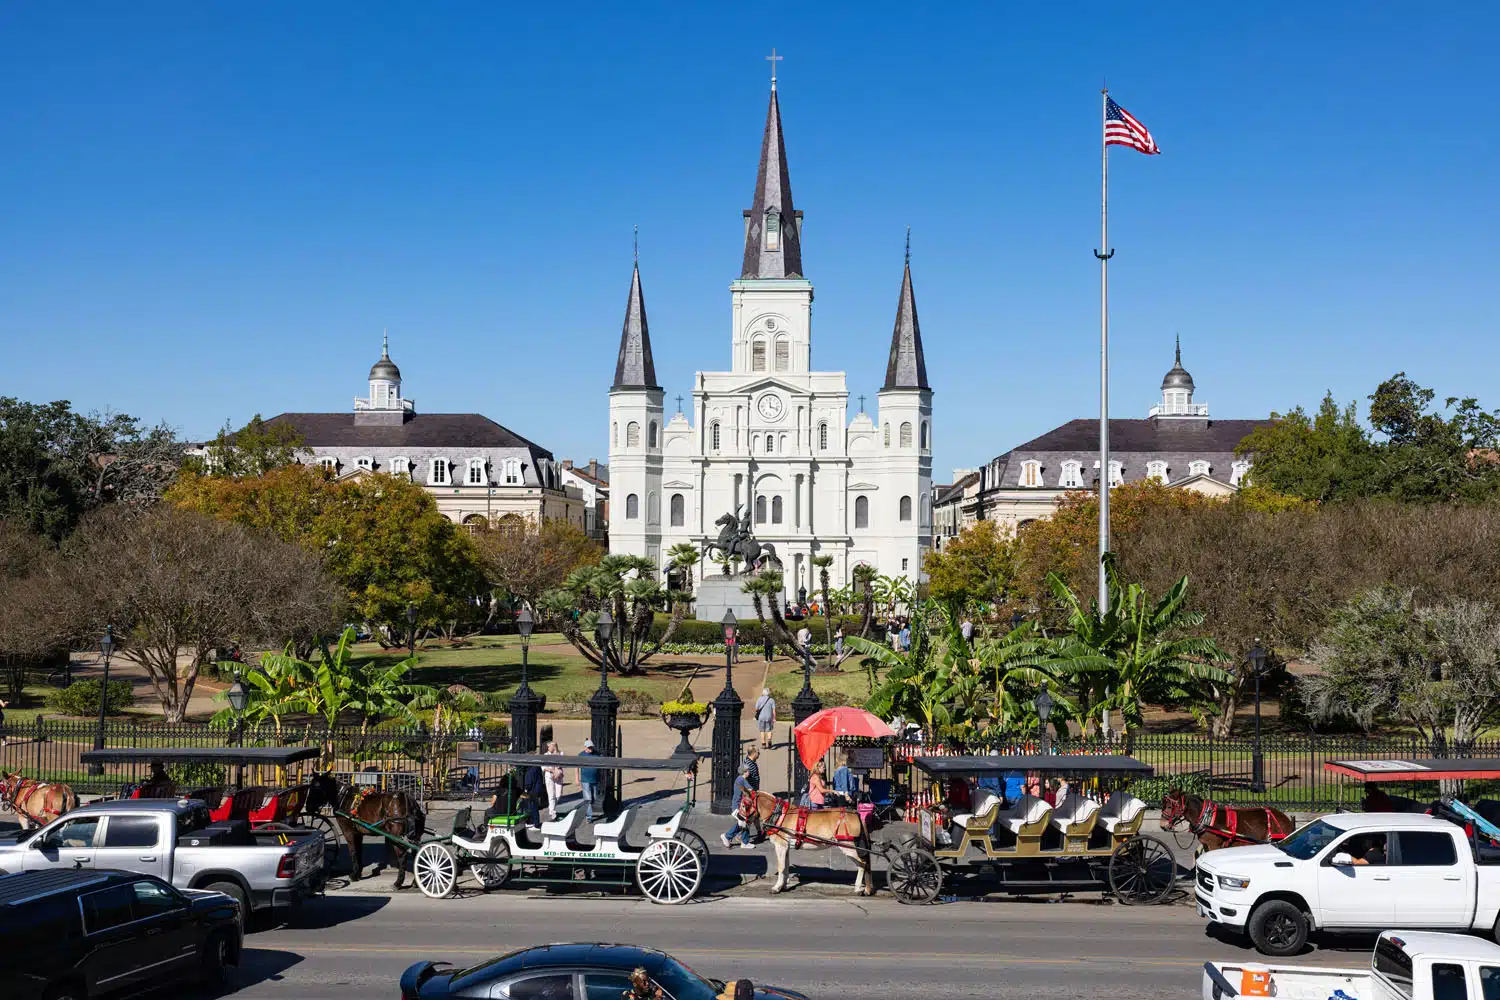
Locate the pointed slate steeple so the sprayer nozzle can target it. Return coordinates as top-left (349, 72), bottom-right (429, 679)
top-left (612, 263), bottom-right (659, 390)
top-left (741, 86), bottom-right (803, 279)
top-left (883, 235), bottom-right (930, 390)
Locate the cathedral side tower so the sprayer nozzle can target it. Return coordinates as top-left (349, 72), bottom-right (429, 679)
top-left (608, 262), bottom-right (665, 567)
top-left (873, 241), bottom-right (934, 582)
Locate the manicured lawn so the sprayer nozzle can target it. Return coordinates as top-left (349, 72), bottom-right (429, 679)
top-left (766, 662), bottom-right (872, 708)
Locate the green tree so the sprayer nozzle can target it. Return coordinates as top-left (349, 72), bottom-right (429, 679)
top-left (811, 554), bottom-right (836, 667)
top-left (187, 414), bottom-right (305, 477)
top-left (667, 543), bottom-right (701, 595)
top-left (923, 520), bottom-right (1016, 605)
top-left (542, 554), bottom-right (684, 676)
top-left (1045, 556), bottom-right (1232, 736)
top-left (474, 517), bottom-right (603, 612)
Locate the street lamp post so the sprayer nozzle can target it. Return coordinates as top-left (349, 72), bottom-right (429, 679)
top-left (711, 610), bottom-right (744, 814)
top-left (1248, 642), bottom-right (1269, 793)
top-left (1034, 681), bottom-right (1054, 755)
top-left (89, 626), bottom-right (115, 776)
top-left (589, 609), bottom-right (621, 814)
top-left (791, 645), bottom-right (823, 795)
top-left (405, 604), bottom-right (417, 661)
top-left (227, 671), bottom-right (249, 790)
top-left (1011, 610), bottom-right (1024, 633)
top-left (509, 607), bottom-right (543, 753)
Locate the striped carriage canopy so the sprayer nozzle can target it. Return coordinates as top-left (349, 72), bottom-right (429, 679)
top-left (78, 746), bottom-right (323, 767)
top-left (1325, 759), bottom-right (1500, 782)
top-left (911, 755), bottom-right (1154, 778)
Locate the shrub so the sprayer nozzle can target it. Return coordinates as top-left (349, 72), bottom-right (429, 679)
top-left (46, 679), bottom-right (134, 717)
top-left (648, 614), bottom-right (867, 646)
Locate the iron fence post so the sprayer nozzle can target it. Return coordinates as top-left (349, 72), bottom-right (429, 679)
top-left (790, 649), bottom-right (822, 796)
top-left (711, 639), bottom-right (744, 815)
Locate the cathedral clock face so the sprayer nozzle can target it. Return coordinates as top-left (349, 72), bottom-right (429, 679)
top-left (757, 393), bottom-right (786, 422)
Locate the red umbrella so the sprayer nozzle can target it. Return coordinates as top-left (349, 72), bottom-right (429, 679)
top-left (793, 706), bottom-right (896, 770)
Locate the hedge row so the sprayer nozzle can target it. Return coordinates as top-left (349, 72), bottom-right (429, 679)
top-left (647, 615), bottom-right (873, 646)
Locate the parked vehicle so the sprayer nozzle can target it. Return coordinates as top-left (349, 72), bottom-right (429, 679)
top-left (0, 798), bottom-right (324, 928)
top-left (400, 943), bottom-right (808, 999)
top-left (1195, 812), bottom-right (1500, 955)
top-left (0, 868), bottom-right (241, 1000)
top-left (1203, 930), bottom-right (1500, 999)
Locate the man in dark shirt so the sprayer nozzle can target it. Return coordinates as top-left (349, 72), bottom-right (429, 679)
top-left (577, 739), bottom-right (602, 821)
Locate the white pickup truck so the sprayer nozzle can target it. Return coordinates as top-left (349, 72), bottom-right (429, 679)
top-left (1196, 813), bottom-right (1500, 955)
top-left (1203, 930), bottom-right (1500, 1000)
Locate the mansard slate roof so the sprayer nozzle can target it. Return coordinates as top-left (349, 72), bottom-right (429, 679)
top-left (986, 418), bottom-right (1270, 488)
top-left (883, 259), bottom-right (930, 390)
top-left (741, 88), bottom-right (803, 279)
top-left (612, 264), bottom-right (659, 390)
top-left (262, 412), bottom-right (552, 457)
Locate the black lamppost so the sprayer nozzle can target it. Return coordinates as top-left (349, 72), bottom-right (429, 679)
top-left (791, 645), bottom-right (823, 794)
top-left (509, 607), bottom-right (542, 753)
top-left (1011, 610), bottom-right (1024, 633)
top-left (227, 671), bottom-right (249, 789)
top-left (711, 610), bottom-right (744, 814)
top-left (1248, 642), bottom-right (1269, 793)
top-left (89, 626), bottom-right (115, 776)
top-left (405, 604), bottom-right (417, 660)
top-left (590, 609), bottom-right (621, 814)
top-left (1034, 681), bottom-right (1054, 755)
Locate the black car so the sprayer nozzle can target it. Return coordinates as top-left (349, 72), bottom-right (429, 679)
top-left (0, 869), bottom-right (242, 1000)
top-left (400, 943), bottom-right (809, 1000)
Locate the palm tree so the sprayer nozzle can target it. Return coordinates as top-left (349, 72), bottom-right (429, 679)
top-left (210, 646), bottom-right (306, 736)
top-left (1045, 555), bottom-right (1232, 736)
top-left (667, 542), bottom-right (701, 595)
top-left (810, 554), bottom-right (835, 669)
top-left (544, 554), bottom-right (685, 676)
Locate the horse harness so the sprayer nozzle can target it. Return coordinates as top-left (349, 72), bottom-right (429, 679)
top-left (762, 797), bottom-right (861, 849)
top-left (1, 776), bottom-right (44, 823)
top-left (1192, 800), bottom-right (1290, 846)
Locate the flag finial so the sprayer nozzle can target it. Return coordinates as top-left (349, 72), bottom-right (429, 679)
top-left (904, 225), bottom-right (911, 265)
top-left (1175, 333), bottom-right (1181, 366)
top-left (382, 328), bottom-right (389, 359)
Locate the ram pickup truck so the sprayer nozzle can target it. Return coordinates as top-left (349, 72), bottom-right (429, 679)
top-left (0, 799), bottom-right (323, 927)
top-left (1203, 930), bottom-right (1500, 1000)
top-left (1196, 813), bottom-right (1500, 955)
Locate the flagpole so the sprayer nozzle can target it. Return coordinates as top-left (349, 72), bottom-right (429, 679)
top-left (1095, 85), bottom-right (1115, 738)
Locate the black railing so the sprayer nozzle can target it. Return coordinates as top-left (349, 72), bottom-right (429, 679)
top-left (0, 719), bottom-right (508, 798)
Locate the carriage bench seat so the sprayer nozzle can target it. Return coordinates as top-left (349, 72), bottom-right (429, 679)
top-left (591, 807), bottom-right (633, 854)
top-left (1049, 793), bottom-right (1102, 836)
top-left (646, 811), bottom-right (683, 840)
top-left (538, 807), bottom-right (586, 853)
top-left (995, 795), bottom-right (1053, 847)
top-left (1097, 792), bottom-right (1146, 834)
top-left (947, 793), bottom-right (1003, 855)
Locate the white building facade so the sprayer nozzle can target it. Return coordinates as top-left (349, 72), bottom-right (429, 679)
top-left (608, 81), bottom-right (933, 600)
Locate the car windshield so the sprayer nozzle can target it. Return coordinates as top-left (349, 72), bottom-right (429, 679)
top-left (1277, 819), bottom-right (1343, 860)
top-left (651, 958), bottom-right (721, 1000)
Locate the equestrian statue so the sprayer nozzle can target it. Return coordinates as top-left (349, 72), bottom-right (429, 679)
top-left (703, 506), bottom-right (779, 574)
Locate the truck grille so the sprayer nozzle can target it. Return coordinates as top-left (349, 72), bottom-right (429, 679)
top-left (1198, 868), bottom-right (1214, 892)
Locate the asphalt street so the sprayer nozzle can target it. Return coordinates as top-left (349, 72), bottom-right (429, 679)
top-left (220, 891), bottom-right (1378, 999)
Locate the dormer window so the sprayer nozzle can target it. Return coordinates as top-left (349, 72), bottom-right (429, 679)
top-left (391, 456), bottom-right (409, 478)
top-left (354, 456), bottom-right (373, 472)
top-left (504, 459), bottom-right (521, 485)
top-left (317, 456), bottom-right (338, 473)
top-left (467, 458), bottom-right (486, 485)
top-left (1019, 461), bottom-right (1043, 488)
top-left (1095, 460), bottom-right (1124, 487)
top-left (1059, 461), bottom-right (1083, 489)
top-left (1147, 461), bottom-right (1169, 484)
top-left (765, 209), bottom-right (781, 252)
top-left (430, 458), bottom-right (449, 485)
top-left (1231, 460), bottom-right (1251, 487)
top-left (1189, 460), bottom-right (1211, 477)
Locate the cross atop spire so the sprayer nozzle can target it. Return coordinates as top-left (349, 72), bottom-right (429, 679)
top-left (675, 394), bottom-right (683, 414)
top-left (740, 75), bottom-right (803, 279)
top-left (883, 235), bottom-right (931, 391)
top-left (766, 47), bottom-right (782, 91)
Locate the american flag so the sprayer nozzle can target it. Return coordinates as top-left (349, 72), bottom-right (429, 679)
top-left (1105, 96), bottom-right (1160, 154)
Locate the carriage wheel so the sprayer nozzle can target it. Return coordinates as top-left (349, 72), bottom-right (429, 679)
top-left (1108, 835), bottom-right (1177, 905)
top-left (635, 837), bottom-right (703, 904)
top-left (414, 842), bottom-right (458, 899)
top-left (676, 828), bottom-right (710, 869)
top-left (887, 846), bottom-right (943, 905)
top-left (305, 814), bottom-right (341, 866)
top-left (472, 840), bottom-right (511, 891)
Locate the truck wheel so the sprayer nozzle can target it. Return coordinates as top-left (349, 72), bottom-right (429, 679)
top-left (1248, 899), bottom-right (1308, 956)
top-left (203, 880), bottom-right (249, 934)
top-left (199, 930), bottom-right (236, 989)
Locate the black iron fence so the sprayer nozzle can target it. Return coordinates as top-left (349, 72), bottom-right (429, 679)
top-left (788, 729), bottom-right (1496, 815)
top-left (0, 718), bottom-right (509, 797)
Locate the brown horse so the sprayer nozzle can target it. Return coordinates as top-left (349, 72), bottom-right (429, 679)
top-left (1160, 789), bottom-right (1293, 854)
top-left (1, 772), bottom-right (79, 830)
top-left (737, 790), bottom-right (873, 895)
top-left (307, 773), bottom-right (425, 889)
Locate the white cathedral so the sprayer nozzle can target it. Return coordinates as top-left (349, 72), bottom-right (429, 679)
top-left (608, 79), bottom-right (933, 601)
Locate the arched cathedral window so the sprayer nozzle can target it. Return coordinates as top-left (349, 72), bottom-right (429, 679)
top-left (899, 496), bottom-right (912, 521)
top-left (752, 341), bottom-right (767, 372)
top-left (771, 496), bottom-right (783, 524)
top-left (626, 422), bottom-right (641, 447)
top-left (710, 422), bottom-right (721, 452)
top-left (854, 496), bottom-right (869, 529)
top-left (818, 422), bottom-right (828, 450)
top-left (625, 494), bottom-right (639, 519)
top-left (774, 340), bottom-right (789, 372)
top-left (900, 422), bottom-right (913, 448)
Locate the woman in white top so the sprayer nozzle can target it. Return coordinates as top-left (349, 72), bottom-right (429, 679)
top-left (541, 741), bottom-right (566, 821)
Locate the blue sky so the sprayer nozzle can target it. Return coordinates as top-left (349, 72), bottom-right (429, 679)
top-left (3, 4), bottom-right (1496, 481)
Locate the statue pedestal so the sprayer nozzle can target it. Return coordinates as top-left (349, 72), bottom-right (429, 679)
top-left (694, 575), bottom-right (762, 625)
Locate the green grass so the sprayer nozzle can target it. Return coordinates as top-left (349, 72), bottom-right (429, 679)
top-left (767, 664), bottom-right (872, 708)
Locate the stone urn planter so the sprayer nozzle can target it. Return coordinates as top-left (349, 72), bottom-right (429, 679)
top-left (661, 704), bottom-right (711, 757)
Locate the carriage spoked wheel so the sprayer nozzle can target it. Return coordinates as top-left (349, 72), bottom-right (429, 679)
top-left (303, 813), bottom-right (341, 863)
top-left (635, 837), bottom-right (704, 904)
top-left (471, 840), bottom-right (511, 891)
top-left (414, 842), bottom-right (458, 899)
top-left (676, 828), bottom-right (710, 869)
top-left (1108, 834), bottom-right (1177, 905)
top-left (887, 846), bottom-right (943, 905)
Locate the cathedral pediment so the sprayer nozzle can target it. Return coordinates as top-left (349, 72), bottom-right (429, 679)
top-left (733, 376), bottom-right (806, 396)
top-left (848, 482), bottom-right (879, 491)
top-left (662, 480), bottom-right (694, 489)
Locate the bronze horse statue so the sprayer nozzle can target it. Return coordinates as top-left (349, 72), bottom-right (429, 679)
top-left (737, 790), bottom-right (873, 896)
top-left (307, 773), bottom-right (425, 889)
top-left (703, 509), bottom-right (779, 572)
top-left (1160, 789), bottom-right (1293, 854)
top-left (0, 772), bottom-right (79, 830)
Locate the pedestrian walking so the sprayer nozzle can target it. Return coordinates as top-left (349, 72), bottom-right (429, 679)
top-left (763, 631), bottom-right (774, 663)
top-left (542, 740), bottom-right (565, 821)
top-left (754, 688), bottom-right (776, 749)
top-left (960, 618), bottom-right (974, 643)
top-left (742, 746), bottom-right (761, 791)
top-left (519, 763), bottom-right (546, 826)
top-left (796, 624), bottom-right (812, 651)
top-left (833, 625), bottom-right (844, 659)
top-left (720, 764), bottom-right (757, 850)
top-left (577, 738), bottom-right (602, 821)
top-left (899, 622), bottom-right (912, 652)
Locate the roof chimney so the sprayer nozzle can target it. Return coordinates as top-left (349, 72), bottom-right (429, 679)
top-left (588, 459), bottom-right (599, 480)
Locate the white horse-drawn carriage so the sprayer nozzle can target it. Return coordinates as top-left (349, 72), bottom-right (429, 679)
top-left (411, 751), bottom-right (708, 904)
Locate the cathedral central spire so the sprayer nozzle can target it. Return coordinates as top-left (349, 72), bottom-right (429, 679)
top-left (741, 79), bottom-right (803, 280)
top-left (883, 233), bottom-right (930, 390)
